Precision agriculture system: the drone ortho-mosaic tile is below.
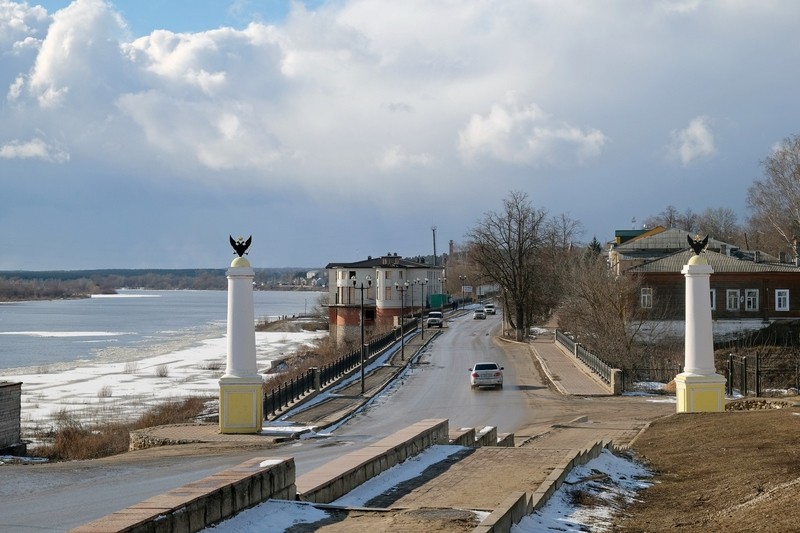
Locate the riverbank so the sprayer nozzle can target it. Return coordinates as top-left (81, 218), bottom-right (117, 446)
top-left (7, 328), bottom-right (327, 441)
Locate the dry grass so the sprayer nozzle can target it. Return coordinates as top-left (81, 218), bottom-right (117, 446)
top-left (33, 397), bottom-right (207, 461)
top-left (262, 329), bottom-right (371, 392)
top-left (155, 364), bottom-right (169, 378)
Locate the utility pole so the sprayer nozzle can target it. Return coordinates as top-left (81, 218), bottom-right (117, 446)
top-left (431, 226), bottom-right (438, 266)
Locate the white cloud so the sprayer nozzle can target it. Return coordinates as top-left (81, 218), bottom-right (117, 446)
top-left (0, 1), bottom-right (49, 47)
top-left (21, 0), bottom-right (127, 108)
top-left (669, 116), bottom-right (716, 166)
top-left (377, 145), bottom-right (434, 171)
top-left (0, 138), bottom-right (69, 162)
top-left (458, 94), bottom-right (608, 166)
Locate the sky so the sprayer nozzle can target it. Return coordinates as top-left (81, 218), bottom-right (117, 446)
top-left (3, 1), bottom-right (800, 270)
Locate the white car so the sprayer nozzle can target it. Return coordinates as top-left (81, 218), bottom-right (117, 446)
top-left (483, 303), bottom-right (496, 315)
top-left (473, 309), bottom-right (486, 320)
top-left (469, 362), bottom-right (504, 389)
top-left (426, 311), bottom-right (444, 328)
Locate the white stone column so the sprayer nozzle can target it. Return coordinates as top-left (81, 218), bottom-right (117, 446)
top-left (675, 254), bottom-right (725, 413)
top-left (223, 257), bottom-right (258, 378)
top-left (219, 255), bottom-right (263, 433)
top-left (682, 256), bottom-right (715, 375)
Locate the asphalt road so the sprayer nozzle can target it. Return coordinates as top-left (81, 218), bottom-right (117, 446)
top-left (0, 308), bottom-right (575, 532)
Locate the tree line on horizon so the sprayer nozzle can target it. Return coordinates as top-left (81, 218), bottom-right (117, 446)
top-left (0, 268), bottom-right (323, 301)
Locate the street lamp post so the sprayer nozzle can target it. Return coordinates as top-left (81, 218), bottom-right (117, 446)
top-left (440, 276), bottom-right (446, 313)
top-left (459, 275), bottom-right (467, 308)
top-left (415, 278), bottom-right (429, 339)
top-left (395, 281), bottom-right (408, 361)
top-left (410, 281), bottom-right (415, 332)
top-left (352, 275), bottom-right (372, 394)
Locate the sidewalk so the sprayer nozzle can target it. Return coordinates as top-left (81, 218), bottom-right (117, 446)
top-left (529, 332), bottom-right (612, 396)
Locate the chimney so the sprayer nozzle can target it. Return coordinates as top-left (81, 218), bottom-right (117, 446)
top-left (754, 251), bottom-right (761, 263)
top-left (720, 244), bottom-right (727, 256)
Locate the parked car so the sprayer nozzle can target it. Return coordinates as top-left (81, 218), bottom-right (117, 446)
top-left (426, 311), bottom-right (444, 328)
top-left (469, 362), bottom-right (504, 389)
top-left (483, 303), bottom-right (496, 315)
top-left (473, 309), bottom-right (486, 320)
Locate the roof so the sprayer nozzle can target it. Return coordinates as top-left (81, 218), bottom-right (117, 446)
top-left (614, 226), bottom-right (663, 245)
top-left (325, 254), bottom-right (432, 270)
top-left (626, 250), bottom-right (800, 274)
top-left (615, 228), bottom-right (733, 253)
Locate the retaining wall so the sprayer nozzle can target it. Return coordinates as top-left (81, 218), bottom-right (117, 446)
top-left (69, 457), bottom-right (295, 533)
top-left (0, 381), bottom-right (22, 453)
top-left (296, 418), bottom-right (449, 504)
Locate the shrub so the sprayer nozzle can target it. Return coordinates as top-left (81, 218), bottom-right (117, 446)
top-left (32, 397), bottom-right (208, 461)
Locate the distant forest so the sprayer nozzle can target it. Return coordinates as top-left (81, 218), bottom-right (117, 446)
top-left (0, 268), bottom-right (324, 301)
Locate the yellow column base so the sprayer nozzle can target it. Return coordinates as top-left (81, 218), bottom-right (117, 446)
top-left (219, 377), bottom-right (264, 434)
top-left (675, 372), bottom-right (726, 413)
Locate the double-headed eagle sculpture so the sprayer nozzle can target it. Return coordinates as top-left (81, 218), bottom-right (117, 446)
top-left (687, 234), bottom-right (709, 255)
top-left (229, 235), bottom-right (252, 257)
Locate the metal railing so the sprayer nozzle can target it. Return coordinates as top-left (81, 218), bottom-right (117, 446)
top-left (726, 353), bottom-right (800, 398)
top-left (555, 330), bottom-right (612, 384)
top-left (263, 318), bottom-right (419, 419)
top-left (575, 343), bottom-right (612, 384)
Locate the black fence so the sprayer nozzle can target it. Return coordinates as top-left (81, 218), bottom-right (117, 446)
top-left (725, 353), bottom-right (800, 398)
top-left (263, 318), bottom-right (418, 419)
top-left (556, 330), bottom-right (686, 392)
top-left (555, 330), bottom-right (613, 385)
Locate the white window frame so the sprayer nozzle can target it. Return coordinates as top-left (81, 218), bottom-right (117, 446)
top-left (640, 287), bottom-right (653, 309)
top-left (726, 289), bottom-right (740, 311)
top-left (709, 289), bottom-right (716, 310)
top-left (776, 289), bottom-right (790, 311)
top-left (745, 289), bottom-right (759, 311)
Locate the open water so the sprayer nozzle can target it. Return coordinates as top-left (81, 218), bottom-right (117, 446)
top-left (0, 289), bottom-right (321, 372)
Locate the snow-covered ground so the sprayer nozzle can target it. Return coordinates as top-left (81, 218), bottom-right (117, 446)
top-left (4, 330), bottom-right (326, 437)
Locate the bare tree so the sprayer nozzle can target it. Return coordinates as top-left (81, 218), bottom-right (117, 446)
top-left (467, 191), bottom-right (547, 341)
top-left (679, 208), bottom-right (698, 233)
top-left (643, 205), bottom-right (680, 229)
top-left (747, 134), bottom-right (800, 258)
top-left (696, 207), bottom-right (742, 244)
top-left (557, 254), bottom-right (668, 370)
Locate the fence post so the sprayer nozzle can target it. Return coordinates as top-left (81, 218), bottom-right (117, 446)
top-left (312, 367), bottom-right (320, 390)
top-left (742, 356), bottom-right (748, 397)
top-left (755, 353), bottom-right (761, 398)
top-left (726, 354), bottom-right (733, 396)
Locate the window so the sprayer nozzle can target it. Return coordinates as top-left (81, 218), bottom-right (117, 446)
top-left (384, 286), bottom-right (392, 301)
top-left (640, 288), bottom-right (653, 308)
top-left (384, 270), bottom-right (391, 280)
top-left (727, 290), bottom-right (740, 311)
top-left (709, 289), bottom-right (716, 310)
top-left (745, 289), bottom-right (759, 311)
top-left (776, 289), bottom-right (790, 311)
